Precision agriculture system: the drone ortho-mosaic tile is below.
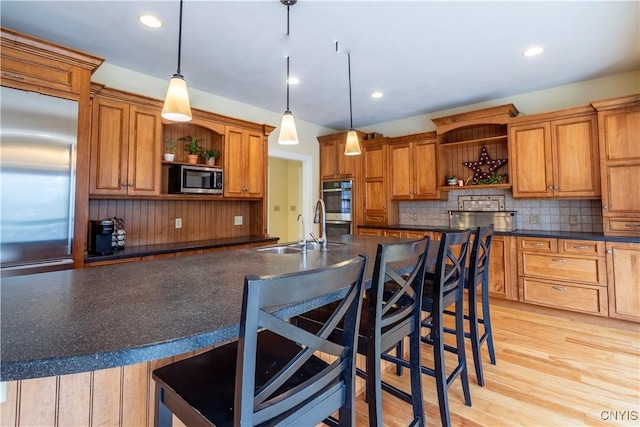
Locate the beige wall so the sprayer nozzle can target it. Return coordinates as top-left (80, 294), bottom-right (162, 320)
top-left (267, 158), bottom-right (301, 242)
top-left (361, 70), bottom-right (640, 137)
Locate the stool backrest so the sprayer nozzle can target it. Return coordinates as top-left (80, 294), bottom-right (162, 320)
top-left (235, 255), bottom-right (367, 426)
top-left (468, 225), bottom-right (494, 287)
top-left (368, 237), bottom-right (430, 353)
top-left (432, 230), bottom-right (471, 310)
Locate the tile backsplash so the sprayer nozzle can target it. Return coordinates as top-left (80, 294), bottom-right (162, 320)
top-left (398, 188), bottom-right (603, 233)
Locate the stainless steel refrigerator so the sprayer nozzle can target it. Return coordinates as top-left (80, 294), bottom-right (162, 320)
top-left (1, 86), bottom-right (78, 277)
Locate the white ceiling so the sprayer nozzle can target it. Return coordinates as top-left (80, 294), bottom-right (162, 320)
top-left (1, 1), bottom-right (638, 130)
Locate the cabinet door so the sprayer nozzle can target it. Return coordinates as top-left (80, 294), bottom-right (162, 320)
top-left (390, 142), bottom-right (412, 199)
top-left (224, 127), bottom-right (245, 197)
top-left (363, 144), bottom-right (388, 224)
top-left (510, 122), bottom-right (553, 198)
top-left (90, 97), bottom-right (128, 195)
top-left (320, 141), bottom-right (338, 180)
top-left (336, 138), bottom-right (358, 178)
top-left (552, 115), bottom-right (600, 197)
top-left (127, 105), bottom-right (161, 196)
top-left (414, 140), bottom-right (438, 199)
top-left (606, 242), bottom-right (640, 322)
top-left (488, 235), bottom-right (517, 300)
top-left (245, 131), bottom-right (265, 198)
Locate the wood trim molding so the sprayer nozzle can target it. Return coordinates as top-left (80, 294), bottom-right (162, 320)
top-left (432, 103), bottom-right (519, 129)
top-left (510, 105), bottom-right (596, 125)
top-left (387, 131), bottom-right (437, 144)
top-left (591, 93), bottom-right (640, 111)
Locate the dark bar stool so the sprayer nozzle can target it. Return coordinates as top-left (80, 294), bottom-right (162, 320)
top-left (152, 255), bottom-right (367, 427)
top-left (444, 225), bottom-right (496, 386)
top-left (296, 237), bottom-right (430, 426)
top-left (420, 230), bottom-right (472, 427)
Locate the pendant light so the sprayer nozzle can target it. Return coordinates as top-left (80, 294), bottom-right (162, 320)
top-left (161, 0), bottom-right (192, 122)
top-left (278, 0), bottom-right (299, 145)
top-left (344, 53), bottom-right (361, 155)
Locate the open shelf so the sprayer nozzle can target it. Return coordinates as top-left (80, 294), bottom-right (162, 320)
top-left (438, 184), bottom-right (511, 192)
top-left (439, 135), bottom-right (507, 149)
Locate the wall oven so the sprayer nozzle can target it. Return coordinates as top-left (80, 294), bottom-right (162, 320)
top-left (322, 180), bottom-right (352, 236)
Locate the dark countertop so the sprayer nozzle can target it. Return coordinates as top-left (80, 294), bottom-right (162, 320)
top-left (1, 234), bottom-right (422, 381)
top-left (84, 236), bottom-right (279, 263)
top-left (358, 224), bottom-right (640, 243)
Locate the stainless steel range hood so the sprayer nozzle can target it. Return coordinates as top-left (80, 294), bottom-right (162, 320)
top-left (449, 211), bottom-right (516, 232)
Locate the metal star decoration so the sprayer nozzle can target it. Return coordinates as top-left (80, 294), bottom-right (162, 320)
top-left (463, 146), bottom-right (508, 180)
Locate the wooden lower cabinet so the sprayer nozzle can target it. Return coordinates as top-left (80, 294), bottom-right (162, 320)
top-left (487, 235), bottom-right (517, 300)
top-left (358, 228), bottom-right (383, 236)
top-left (606, 242), bottom-right (640, 322)
top-left (518, 237), bottom-right (609, 317)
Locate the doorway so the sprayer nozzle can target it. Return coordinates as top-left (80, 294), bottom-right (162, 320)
top-left (267, 150), bottom-right (313, 243)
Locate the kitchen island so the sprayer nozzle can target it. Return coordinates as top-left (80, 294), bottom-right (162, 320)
top-left (1, 234), bottom-right (426, 382)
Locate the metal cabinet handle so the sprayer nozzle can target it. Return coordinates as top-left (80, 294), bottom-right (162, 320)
top-left (552, 286), bottom-right (567, 291)
top-left (2, 72), bottom-right (25, 81)
top-left (554, 186), bottom-right (559, 190)
top-left (121, 183), bottom-right (127, 187)
top-left (607, 249), bottom-right (613, 254)
top-left (548, 186), bottom-right (554, 190)
top-left (625, 223), bottom-right (640, 228)
top-left (573, 245), bottom-right (590, 250)
top-left (128, 183), bottom-right (133, 187)
top-left (603, 205), bottom-right (608, 209)
top-left (531, 242), bottom-right (545, 247)
top-left (551, 258), bottom-right (565, 263)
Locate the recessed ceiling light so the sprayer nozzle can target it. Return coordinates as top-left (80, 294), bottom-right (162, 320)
top-left (523, 46), bottom-right (544, 57)
top-left (371, 91), bottom-right (384, 98)
top-left (139, 15), bottom-right (163, 29)
top-left (287, 77), bottom-right (300, 85)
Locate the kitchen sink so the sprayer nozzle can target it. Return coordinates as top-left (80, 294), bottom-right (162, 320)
top-left (255, 241), bottom-right (347, 254)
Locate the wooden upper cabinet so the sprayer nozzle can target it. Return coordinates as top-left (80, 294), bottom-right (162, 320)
top-left (509, 107), bottom-right (600, 198)
top-left (89, 95), bottom-right (162, 196)
top-left (0, 27), bottom-right (103, 100)
top-left (592, 94), bottom-right (640, 236)
top-left (362, 139), bottom-right (391, 225)
top-left (318, 131), bottom-right (364, 180)
top-left (224, 126), bottom-right (265, 198)
top-left (389, 132), bottom-right (439, 200)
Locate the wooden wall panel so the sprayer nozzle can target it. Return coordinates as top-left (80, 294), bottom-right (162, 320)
top-left (58, 372), bottom-right (91, 426)
top-left (17, 376), bottom-right (57, 426)
top-left (91, 367), bottom-right (122, 426)
top-left (88, 200), bottom-right (255, 249)
top-left (122, 364), bottom-right (148, 427)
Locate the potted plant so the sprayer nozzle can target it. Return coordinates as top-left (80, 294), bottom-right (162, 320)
top-left (201, 149), bottom-right (220, 166)
top-left (164, 139), bottom-right (176, 162)
top-left (445, 175), bottom-right (458, 186)
top-left (180, 135), bottom-right (202, 164)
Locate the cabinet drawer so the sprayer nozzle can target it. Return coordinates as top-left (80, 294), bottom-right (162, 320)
top-left (604, 218), bottom-right (640, 236)
top-left (521, 253), bottom-right (606, 285)
top-left (518, 237), bottom-right (557, 252)
top-left (363, 214), bottom-right (387, 225)
top-left (405, 231), bottom-right (429, 239)
top-left (559, 239), bottom-right (604, 256)
top-left (383, 230), bottom-right (403, 238)
top-left (521, 278), bottom-right (608, 316)
top-left (1, 46), bottom-right (80, 95)
top-left (358, 228), bottom-right (382, 237)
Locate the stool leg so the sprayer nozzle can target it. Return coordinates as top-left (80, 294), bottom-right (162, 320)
top-left (409, 323), bottom-right (425, 426)
top-left (456, 298), bottom-right (472, 407)
top-left (367, 338), bottom-right (383, 427)
top-left (468, 281), bottom-right (484, 386)
top-left (155, 385), bottom-right (173, 427)
top-left (395, 340), bottom-right (404, 376)
top-left (431, 311), bottom-right (452, 427)
top-left (481, 278), bottom-right (497, 365)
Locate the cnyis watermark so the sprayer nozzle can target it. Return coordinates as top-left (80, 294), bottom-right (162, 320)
top-left (600, 410), bottom-right (639, 421)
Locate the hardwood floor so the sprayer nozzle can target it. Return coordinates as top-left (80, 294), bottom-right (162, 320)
top-left (354, 301), bottom-right (640, 426)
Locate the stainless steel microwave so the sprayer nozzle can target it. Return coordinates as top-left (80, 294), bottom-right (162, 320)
top-left (168, 164), bottom-right (223, 194)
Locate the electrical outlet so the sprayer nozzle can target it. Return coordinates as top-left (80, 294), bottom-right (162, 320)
top-left (412, 213), bottom-right (418, 221)
top-left (274, 205), bottom-right (280, 212)
top-left (568, 215), bottom-right (579, 225)
top-left (290, 205), bottom-right (296, 212)
top-left (529, 214), bottom-right (541, 225)
top-left (175, 218), bottom-right (182, 229)
top-left (234, 216), bottom-right (243, 226)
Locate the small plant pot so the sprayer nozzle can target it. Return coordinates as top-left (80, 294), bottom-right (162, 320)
top-left (164, 153), bottom-right (175, 162)
top-left (206, 157), bottom-right (217, 166)
top-left (187, 154), bottom-right (198, 164)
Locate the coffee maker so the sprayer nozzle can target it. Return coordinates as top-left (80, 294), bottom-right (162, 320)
top-left (90, 219), bottom-right (114, 255)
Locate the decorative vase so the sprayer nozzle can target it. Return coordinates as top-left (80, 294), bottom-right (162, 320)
top-left (187, 154), bottom-right (198, 164)
top-left (164, 153), bottom-right (175, 162)
top-left (206, 157), bottom-right (216, 166)
top-left (446, 178), bottom-right (457, 186)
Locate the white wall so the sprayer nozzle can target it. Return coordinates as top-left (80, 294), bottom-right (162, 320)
top-left (360, 70), bottom-right (640, 137)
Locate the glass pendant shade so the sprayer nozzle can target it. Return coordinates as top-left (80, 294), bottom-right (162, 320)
top-left (344, 129), bottom-right (361, 155)
top-left (278, 111), bottom-right (299, 145)
top-left (161, 73), bottom-right (192, 122)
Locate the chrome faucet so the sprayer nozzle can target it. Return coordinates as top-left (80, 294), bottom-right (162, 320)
top-left (313, 199), bottom-right (328, 252)
top-left (296, 213), bottom-right (307, 254)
